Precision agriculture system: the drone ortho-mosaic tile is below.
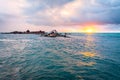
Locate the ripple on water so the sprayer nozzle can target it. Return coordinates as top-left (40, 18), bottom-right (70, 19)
top-left (0, 34), bottom-right (120, 80)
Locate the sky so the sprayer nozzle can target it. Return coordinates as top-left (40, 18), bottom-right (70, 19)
top-left (0, 0), bottom-right (120, 32)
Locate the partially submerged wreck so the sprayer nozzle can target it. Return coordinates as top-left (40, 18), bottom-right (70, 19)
top-left (42, 30), bottom-right (69, 38)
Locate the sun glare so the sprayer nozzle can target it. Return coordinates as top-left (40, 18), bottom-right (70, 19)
top-left (82, 25), bottom-right (97, 33)
top-left (86, 29), bottom-right (94, 33)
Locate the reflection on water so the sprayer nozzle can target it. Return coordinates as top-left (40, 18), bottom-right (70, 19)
top-left (81, 52), bottom-right (96, 57)
top-left (81, 34), bottom-right (98, 57)
top-left (84, 34), bottom-right (96, 50)
top-left (77, 34), bottom-right (98, 67)
top-left (77, 62), bottom-right (96, 66)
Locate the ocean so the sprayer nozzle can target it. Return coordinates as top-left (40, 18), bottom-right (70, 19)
top-left (0, 33), bottom-right (120, 80)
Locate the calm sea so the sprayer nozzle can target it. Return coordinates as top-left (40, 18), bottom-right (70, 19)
top-left (0, 33), bottom-right (120, 80)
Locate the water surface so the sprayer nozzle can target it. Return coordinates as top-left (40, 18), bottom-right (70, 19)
top-left (0, 33), bottom-right (120, 80)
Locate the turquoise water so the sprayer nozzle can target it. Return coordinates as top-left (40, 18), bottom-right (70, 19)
top-left (0, 33), bottom-right (120, 80)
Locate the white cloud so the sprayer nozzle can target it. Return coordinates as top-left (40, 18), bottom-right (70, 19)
top-left (0, 0), bottom-right (28, 15)
top-left (0, 0), bottom-right (120, 32)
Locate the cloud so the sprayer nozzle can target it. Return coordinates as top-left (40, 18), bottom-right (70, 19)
top-left (0, 0), bottom-right (30, 32)
top-left (24, 0), bottom-right (74, 15)
top-left (24, 0), bottom-right (120, 26)
top-left (0, 0), bottom-right (120, 32)
top-left (95, 0), bottom-right (120, 7)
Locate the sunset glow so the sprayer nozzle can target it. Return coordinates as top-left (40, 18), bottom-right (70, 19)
top-left (81, 25), bottom-right (97, 33)
top-left (85, 28), bottom-right (95, 33)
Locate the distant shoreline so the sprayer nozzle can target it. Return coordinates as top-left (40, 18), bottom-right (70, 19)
top-left (0, 30), bottom-right (46, 34)
top-left (0, 30), bottom-right (70, 38)
top-left (1, 32), bottom-right (120, 34)
top-left (0, 29), bottom-right (120, 34)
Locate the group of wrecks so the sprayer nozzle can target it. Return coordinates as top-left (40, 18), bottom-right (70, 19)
top-left (43, 30), bottom-right (69, 38)
top-left (2, 30), bottom-right (70, 38)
